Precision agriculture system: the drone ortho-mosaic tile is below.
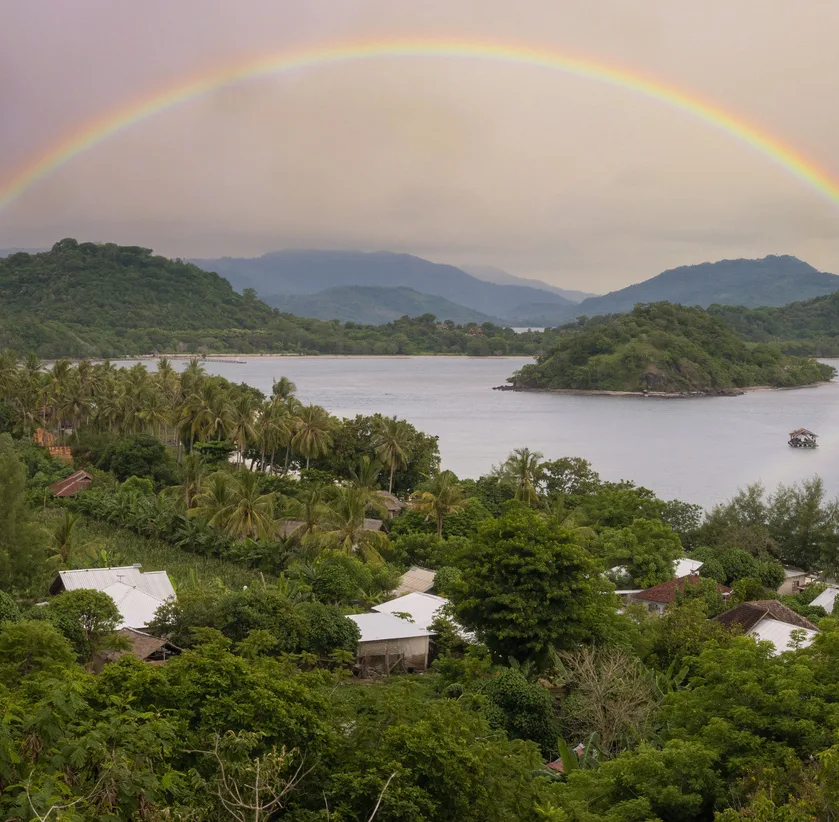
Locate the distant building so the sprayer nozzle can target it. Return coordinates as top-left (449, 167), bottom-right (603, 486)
top-left (811, 586), bottom-right (839, 614)
top-left (48, 470), bottom-right (92, 497)
top-left (631, 574), bottom-right (732, 616)
top-left (348, 612), bottom-right (435, 674)
top-left (374, 591), bottom-right (473, 641)
top-left (392, 566), bottom-right (437, 596)
top-left (376, 491), bottom-right (406, 517)
top-left (715, 600), bottom-right (819, 655)
top-left (50, 565), bottom-right (176, 630)
top-left (93, 627), bottom-right (181, 672)
top-left (777, 567), bottom-right (808, 596)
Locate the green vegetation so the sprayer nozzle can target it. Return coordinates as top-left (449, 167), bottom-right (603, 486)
top-left (710, 290), bottom-right (839, 356)
top-left (509, 302), bottom-right (835, 393)
top-left (0, 239), bottom-right (553, 358)
top-left (6, 352), bottom-right (839, 819)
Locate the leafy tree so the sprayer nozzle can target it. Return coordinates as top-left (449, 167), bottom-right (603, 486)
top-left (599, 518), bottom-right (683, 588)
top-left (48, 588), bottom-right (122, 660)
top-left (0, 619), bottom-right (76, 683)
top-left (0, 590), bottom-right (20, 623)
top-left (538, 456), bottom-right (601, 500)
top-left (451, 506), bottom-right (613, 664)
top-left (100, 432), bottom-right (178, 485)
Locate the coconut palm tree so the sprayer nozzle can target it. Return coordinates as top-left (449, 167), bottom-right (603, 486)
top-left (411, 470), bottom-right (467, 537)
top-left (291, 404), bottom-right (333, 469)
top-left (190, 472), bottom-right (237, 530)
top-left (498, 447), bottom-right (544, 506)
top-left (49, 510), bottom-right (100, 568)
top-left (222, 470), bottom-right (276, 539)
top-left (138, 389), bottom-right (171, 439)
top-left (348, 455), bottom-right (384, 492)
top-left (373, 416), bottom-right (413, 494)
top-left (272, 376), bottom-right (297, 400)
top-left (230, 392), bottom-right (257, 467)
top-left (174, 450), bottom-right (206, 510)
top-left (315, 486), bottom-right (389, 563)
top-left (280, 485), bottom-right (330, 544)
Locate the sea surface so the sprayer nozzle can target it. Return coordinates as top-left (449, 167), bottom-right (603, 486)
top-left (118, 356), bottom-right (839, 509)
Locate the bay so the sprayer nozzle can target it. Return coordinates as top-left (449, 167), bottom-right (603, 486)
top-left (119, 356), bottom-right (839, 508)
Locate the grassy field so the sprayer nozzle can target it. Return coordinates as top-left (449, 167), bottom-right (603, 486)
top-left (42, 509), bottom-right (270, 590)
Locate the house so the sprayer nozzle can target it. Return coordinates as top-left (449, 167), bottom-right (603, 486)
top-left (92, 627), bottom-right (181, 672)
top-left (376, 491), bottom-right (406, 516)
top-left (810, 586), bottom-right (839, 614)
top-left (715, 600), bottom-right (819, 655)
top-left (631, 574), bottom-right (732, 615)
top-left (607, 556), bottom-right (703, 588)
top-left (33, 427), bottom-right (56, 447)
top-left (48, 470), bottom-right (93, 497)
top-left (348, 612), bottom-right (434, 674)
top-left (50, 566), bottom-right (176, 630)
top-left (777, 567), bottom-right (808, 596)
top-left (392, 566), bottom-right (436, 596)
top-left (278, 518), bottom-right (385, 539)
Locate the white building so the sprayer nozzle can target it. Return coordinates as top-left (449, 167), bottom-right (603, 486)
top-left (715, 600), bottom-right (819, 655)
top-left (348, 612), bottom-right (434, 673)
top-left (811, 586), bottom-right (839, 614)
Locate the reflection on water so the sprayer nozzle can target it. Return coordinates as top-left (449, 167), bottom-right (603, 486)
top-left (117, 356), bottom-right (839, 508)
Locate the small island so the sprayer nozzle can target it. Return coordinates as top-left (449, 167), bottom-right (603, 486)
top-left (506, 302), bottom-right (836, 394)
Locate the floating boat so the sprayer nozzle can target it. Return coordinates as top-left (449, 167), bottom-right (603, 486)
top-left (789, 428), bottom-right (818, 448)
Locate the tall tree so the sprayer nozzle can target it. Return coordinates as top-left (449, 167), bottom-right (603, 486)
top-left (315, 486), bottom-right (388, 563)
top-left (411, 470), bottom-right (466, 537)
top-left (497, 447), bottom-right (543, 506)
top-left (292, 404), bottom-right (333, 469)
top-left (373, 415), bottom-right (413, 494)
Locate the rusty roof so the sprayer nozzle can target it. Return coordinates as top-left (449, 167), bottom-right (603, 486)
top-left (715, 600), bottom-right (818, 633)
top-left (48, 470), bottom-right (92, 497)
top-left (635, 574), bottom-right (731, 604)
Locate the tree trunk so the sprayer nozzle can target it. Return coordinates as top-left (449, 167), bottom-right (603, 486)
top-left (437, 512), bottom-right (443, 538)
top-left (389, 467), bottom-right (394, 494)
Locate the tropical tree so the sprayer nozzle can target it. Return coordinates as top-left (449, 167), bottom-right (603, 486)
top-left (191, 472), bottom-right (237, 531)
top-left (411, 470), bottom-right (466, 537)
top-left (315, 486), bottom-right (389, 563)
top-left (271, 376), bottom-right (297, 400)
top-left (292, 404), bottom-right (333, 469)
top-left (49, 510), bottom-right (100, 568)
top-left (230, 392), bottom-right (257, 466)
top-left (223, 471), bottom-right (276, 540)
top-left (373, 415), bottom-right (413, 493)
top-left (497, 447), bottom-right (543, 506)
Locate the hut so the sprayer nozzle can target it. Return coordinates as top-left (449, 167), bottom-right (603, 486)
top-left (789, 428), bottom-right (818, 448)
top-left (48, 470), bottom-right (93, 497)
top-left (348, 612), bottom-right (434, 675)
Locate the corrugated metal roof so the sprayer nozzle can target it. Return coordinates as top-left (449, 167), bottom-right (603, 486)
top-left (674, 558), bottom-right (704, 577)
top-left (374, 592), bottom-right (449, 630)
top-left (749, 617), bottom-right (818, 655)
top-left (393, 566), bottom-right (436, 596)
top-left (811, 587), bottom-right (839, 614)
top-left (101, 582), bottom-right (166, 629)
top-left (55, 566), bottom-right (175, 601)
top-left (349, 612), bottom-right (434, 642)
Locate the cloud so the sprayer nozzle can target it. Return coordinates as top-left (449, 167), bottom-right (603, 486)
top-left (3, 0), bottom-right (839, 289)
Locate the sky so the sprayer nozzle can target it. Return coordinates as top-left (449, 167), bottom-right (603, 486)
top-left (2, 0), bottom-right (839, 291)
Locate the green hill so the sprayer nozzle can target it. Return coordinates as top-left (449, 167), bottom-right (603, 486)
top-left (268, 285), bottom-right (501, 325)
top-left (508, 302), bottom-right (835, 393)
top-left (0, 239), bottom-right (555, 358)
top-left (709, 291), bottom-right (839, 356)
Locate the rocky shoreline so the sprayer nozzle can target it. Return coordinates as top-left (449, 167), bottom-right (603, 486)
top-left (493, 381), bottom-right (834, 398)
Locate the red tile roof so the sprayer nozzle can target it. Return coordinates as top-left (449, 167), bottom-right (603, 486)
top-left (635, 574), bottom-right (731, 604)
top-left (48, 470), bottom-right (92, 497)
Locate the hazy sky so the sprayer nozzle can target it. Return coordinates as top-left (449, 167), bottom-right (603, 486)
top-left (3, 0), bottom-right (839, 290)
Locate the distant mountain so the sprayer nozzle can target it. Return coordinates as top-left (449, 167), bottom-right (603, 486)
top-left (268, 286), bottom-right (501, 325)
top-left (571, 256), bottom-right (839, 319)
top-left (190, 250), bottom-right (573, 320)
top-left (459, 264), bottom-right (597, 303)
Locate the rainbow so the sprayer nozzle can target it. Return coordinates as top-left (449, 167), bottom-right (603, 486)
top-left (2, 38), bottom-right (838, 210)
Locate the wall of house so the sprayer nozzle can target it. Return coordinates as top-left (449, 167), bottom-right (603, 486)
top-left (356, 636), bottom-right (430, 673)
top-left (777, 576), bottom-right (806, 596)
top-left (631, 597), bottom-right (666, 615)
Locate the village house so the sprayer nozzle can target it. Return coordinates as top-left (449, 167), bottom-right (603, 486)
top-left (811, 586), bottom-right (839, 614)
top-left (376, 491), bottom-right (406, 517)
top-left (392, 565), bottom-right (437, 596)
top-left (715, 600), bottom-right (819, 655)
top-left (631, 574), bottom-right (732, 615)
top-left (48, 470), bottom-right (93, 497)
top-left (92, 627), bottom-right (181, 672)
top-left (777, 566), bottom-right (808, 596)
top-left (277, 518), bottom-right (386, 539)
top-left (348, 612), bottom-right (434, 675)
top-left (50, 565), bottom-right (176, 630)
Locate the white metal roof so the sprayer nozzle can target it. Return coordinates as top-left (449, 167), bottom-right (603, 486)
top-left (373, 592), bottom-right (449, 630)
top-left (674, 558), bottom-right (704, 577)
top-left (348, 612), bottom-right (434, 643)
top-left (811, 587), bottom-right (839, 614)
top-left (749, 617), bottom-right (818, 655)
top-left (392, 566), bottom-right (436, 596)
top-left (56, 566), bottom-right (175, 600)
top-left (783, 566), bottom-right (807, 578)
top-left (101, 582), bottom-right (167, 629)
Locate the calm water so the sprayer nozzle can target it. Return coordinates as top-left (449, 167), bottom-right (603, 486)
top-left (120, 356), bottom-right (839, 508)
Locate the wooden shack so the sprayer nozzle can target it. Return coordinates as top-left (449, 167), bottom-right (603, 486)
top-left (789, 428), bottom-right (818, 448)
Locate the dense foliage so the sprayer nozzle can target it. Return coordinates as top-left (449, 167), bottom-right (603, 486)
top-left (6, 352), bottom-right (839, 819)
top-left (0, 240), bottom-right (553, 358)
top-left (509, 302), bottom-right (835, 393)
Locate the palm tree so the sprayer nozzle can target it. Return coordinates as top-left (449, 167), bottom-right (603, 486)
top-left (230, 392), bottom-right (257, 466)
top-left (280, 485), bottom-right (330, 544)
top-left (291, 404), bottom-right (333, 469)
top-left (498, 447), bottom-right (544, 506)
top-left (190, 472), bottom-right (236, 530)
top-left (315, 486), bottom-right (388, 563)
top-left (49, 510), bottom-right (100, 568)
top-left (411, 470), bottom-right (466, 537)
top-left (138, 389), bottom-right (171, 439)
top-left (348, 455), bottom-right (383, 492)
top-left (223, 471), bottom-right (276, 539)
top-left (175, 450), bottom-right (206, 510)
top-left (272, 376), bottom-right (297, 400)
top-left (373, 416), bottom-right (413, 494)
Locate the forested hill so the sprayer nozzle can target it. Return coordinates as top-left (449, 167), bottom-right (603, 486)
top-left (0, 239), bottom-right (555, 358)
top-left (509, 302), bottom-right (835, 393)
top-left (709, 291), bottom-right (839, 356)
